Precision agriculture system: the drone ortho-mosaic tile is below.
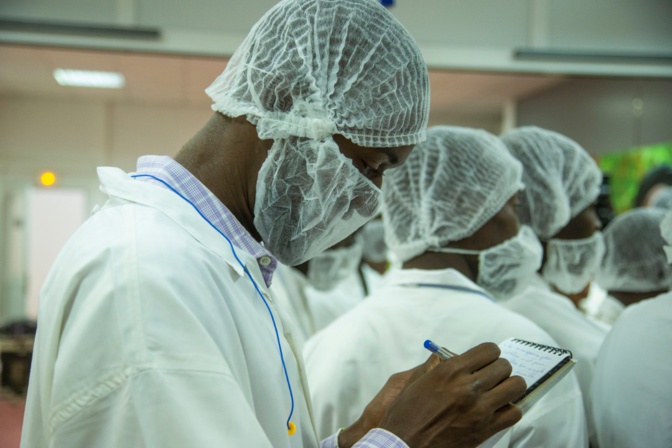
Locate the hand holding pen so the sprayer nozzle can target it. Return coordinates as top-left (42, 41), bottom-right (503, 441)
top-left (372, 341), bottom-right (526, 448)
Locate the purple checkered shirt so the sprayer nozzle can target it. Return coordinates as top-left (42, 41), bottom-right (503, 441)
top-left (133, 155), bottom-right (278, 286)
top-left (321, 429), bottom-right (408, 448)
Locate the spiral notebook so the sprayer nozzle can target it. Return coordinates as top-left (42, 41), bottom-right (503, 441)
top-left (478, 338), bottom-right (576, 448)
top-left (498, 338), bottom-right (575, 413)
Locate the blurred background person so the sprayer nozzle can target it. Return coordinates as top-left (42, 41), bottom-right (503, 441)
top-left (358, 217), bottom-right (389, 280)
top-left (501, 126), bottom-right (608, 443)
top-left (272, 229), bottom-right (382, 345)
top-left (648, 185), bottom-right (672, 210)
top-left (304, 126), bottom-right (587, 447)
top-left (591, 207), bottom-right (672, 325)
top-left (633, 165), bottom-right (672, 208)
top-left (303, 234), bottom-right (367, 334)
top-left (590, 208), bottom-right (672, 448)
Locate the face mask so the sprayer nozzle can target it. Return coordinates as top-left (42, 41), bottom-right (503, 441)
top-left (430, 226), bottom-right (543, 300)
top-left (307, 239), bottom-right (364, 291)
top-left (542, 231), bottom-right (606, 294)
top-left (360, 220), bottom-right (388, 263)
top-left (254, 137), bottom-right (381, 266)
top-left (661, 211), bottom-right (672, 264)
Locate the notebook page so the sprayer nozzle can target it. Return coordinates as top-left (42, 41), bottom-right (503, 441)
top-left (498, 338), bottom-right (570, 388)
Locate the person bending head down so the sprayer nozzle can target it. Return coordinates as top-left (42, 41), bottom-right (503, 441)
top-left (22, 1), bottom-right (529, 448)
top-left (595, 207), bottom-right (672, 307)
top-left (384, 125), bottom-right (543, 300)
top-left (189, 0), bottom-right (429, 267)
top-left (502, 127), bottom-right (604, 302)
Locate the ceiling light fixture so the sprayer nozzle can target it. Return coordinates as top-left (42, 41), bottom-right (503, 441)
top-left (53, 69), bottom-right (125, 88)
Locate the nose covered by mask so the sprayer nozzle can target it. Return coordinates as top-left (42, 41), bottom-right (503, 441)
top-left (254, 137), bottom-right (381, 266)
top-left (542, 231), bottom-right (606, 294)
top-left (307, 238), bottom-right (364, 292)
top-left (430, 226), bottom-right (544, 300)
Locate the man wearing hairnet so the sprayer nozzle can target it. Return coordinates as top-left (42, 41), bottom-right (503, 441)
top-left (592, 207), bottom-right (672, 324)
top-left (21, 1), bottom-right (528, 447)
top-left (590, 209), bottom-right (672, 448)
top-left (500, 126), bottom-right (609, 443)
top-left (304, 126), bottom-right (588, 447)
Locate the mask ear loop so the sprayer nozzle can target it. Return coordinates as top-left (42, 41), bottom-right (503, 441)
top-left (428, 247), bottom-right (481, 255)
top-left (131, 174), bottom-right (297, 435)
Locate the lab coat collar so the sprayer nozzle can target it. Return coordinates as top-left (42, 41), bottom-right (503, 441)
top-left (96, 167), bottom-right (246, 278)
top-left (385, 267), bottom-right (490, 297)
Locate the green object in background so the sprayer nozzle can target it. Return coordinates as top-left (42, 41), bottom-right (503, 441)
top-left (599, 142), bottom-right (672, 215)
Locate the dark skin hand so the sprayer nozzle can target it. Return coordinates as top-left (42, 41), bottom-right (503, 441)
top-left (340, 343), bottom-right (527, 448)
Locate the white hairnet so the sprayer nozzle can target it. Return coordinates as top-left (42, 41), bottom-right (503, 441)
top-left (502, 127), bottom-right (602, 241)
top-left (383, 126), bottom-right (524, 263)
top-left (205, 0), bottom-right (429, 266)
top-left (596, 208), bottom-right (672, 292)
top-left (206, 0), bottom-right (429, 147)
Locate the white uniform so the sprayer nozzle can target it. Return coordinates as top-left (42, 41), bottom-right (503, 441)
top-left (591, 292), bottom-right (672, 448)
top-left (304, 272), bottom-right (367, 334)
top-left (21, 168), bottom-right (318, 448)
top-left (502, 274), bottom-right (608, 443)
top-left (272, 265), bottom-right (376, 342)
top-left (304, 268), bottom-right (588, 447)
top-left (580, 283), bottom-right (624, 327)
top-left (272, 264), bottom-right (315, 347)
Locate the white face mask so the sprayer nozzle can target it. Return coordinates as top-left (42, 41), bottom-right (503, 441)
top-left (360, 220), bottom-right (388, 263)
top-left (430, 226), bottom-right (543, 300)
top-left (307, 239), bottom-right (364, 292)
top-left (542, 231), bottom-right (606, 294)
top-left (254, 137), bottom-right (381, 266)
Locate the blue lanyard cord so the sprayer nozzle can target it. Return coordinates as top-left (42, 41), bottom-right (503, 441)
top-left (131, 174), bottom-right (295, 431)
top-left (403, 283), bottom-right (495, 302)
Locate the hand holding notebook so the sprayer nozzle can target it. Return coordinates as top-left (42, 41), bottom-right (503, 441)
top-left (425, 337), bottom-right (574, 413)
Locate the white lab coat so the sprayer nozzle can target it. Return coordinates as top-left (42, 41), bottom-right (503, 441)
top-left (502, 274), bottom-right (608, 443)
top-left (580, 283), bottom-right (624, 328)
top-left (590, 292), bottom-right (672, 448)
top-left (304, 268), bottom-right (588, 447)
top-left (304, 270), bottom-right (368, 334)
top-left (21, 167), bottom-right (318, 448)
top-left (272, 264), bottom-right (315, 347)
top-left (272, 265), bottom-right (376, 344)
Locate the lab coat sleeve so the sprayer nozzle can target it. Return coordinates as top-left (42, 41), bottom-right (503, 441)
top-left (49, 367), bottom-right (278, 447)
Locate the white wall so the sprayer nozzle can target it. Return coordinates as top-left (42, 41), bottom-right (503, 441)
top-left (1, 0), bottom-right (671, 77)
top-left (0, 96), bottom-right (213, 322)
top-left (517, 78), bottom-right (672, 155)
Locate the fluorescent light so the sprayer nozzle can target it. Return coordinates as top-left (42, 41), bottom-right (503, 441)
top-left (53, 69), bottom-right (125, 88)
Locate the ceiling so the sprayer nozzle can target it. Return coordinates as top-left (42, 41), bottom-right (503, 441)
top-left (0, 44), bottom-right (567, 119)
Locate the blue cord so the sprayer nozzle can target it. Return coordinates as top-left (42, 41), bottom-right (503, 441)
top-left (131, 174), bottom-right (296, 431)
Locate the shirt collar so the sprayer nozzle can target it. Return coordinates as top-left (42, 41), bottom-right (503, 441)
top-left (134, 155), bottom-right (277, 287)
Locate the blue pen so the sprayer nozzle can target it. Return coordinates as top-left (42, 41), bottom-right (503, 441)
top-left (424, 339), bottom-right (459, 360)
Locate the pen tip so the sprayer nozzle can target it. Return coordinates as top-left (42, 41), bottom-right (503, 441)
top-left (424, 339), bottom-right (437, 351)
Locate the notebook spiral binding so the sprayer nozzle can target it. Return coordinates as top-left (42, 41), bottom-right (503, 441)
top-left (512, 339), bottom-right (573, 357)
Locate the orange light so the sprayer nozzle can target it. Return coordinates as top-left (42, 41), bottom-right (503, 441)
top-left (40, 171), bottom-right (56, 187)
